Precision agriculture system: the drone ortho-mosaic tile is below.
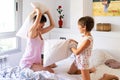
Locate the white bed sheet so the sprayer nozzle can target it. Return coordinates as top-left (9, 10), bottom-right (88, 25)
top-left (91, 64), bottom-right (120, 80)
top-left (53, 56), bottom-right (120, 80)
top-left (53, 56), bottom-right (82, 80)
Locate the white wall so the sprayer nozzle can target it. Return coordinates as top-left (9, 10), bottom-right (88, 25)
top-left (8, 0), bottom-right (120, 67)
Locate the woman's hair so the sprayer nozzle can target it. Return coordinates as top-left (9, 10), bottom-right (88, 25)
top-left (33, 15), bottom-right (47, 23)
top-left (78, 16), bottom-right (94, 32)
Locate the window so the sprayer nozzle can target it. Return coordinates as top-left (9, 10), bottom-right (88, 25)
top-left (0, 0), bottom-right (22, 54)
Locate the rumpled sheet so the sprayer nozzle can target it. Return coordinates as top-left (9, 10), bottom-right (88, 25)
top-left (0, 66), bottom-right (75, 80)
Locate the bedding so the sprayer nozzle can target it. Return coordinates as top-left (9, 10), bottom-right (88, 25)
top-left (43, 39), bottom-right (77, 67)
top-left (0, 50), bottom-right (119, 80)
top-left (89, 49), bottom-right (115, 68)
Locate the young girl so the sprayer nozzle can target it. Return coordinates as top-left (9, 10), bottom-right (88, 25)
top-left (68, 16), bottom-right (95, 80)
top-left (19, 8), bottom-right (55, 73)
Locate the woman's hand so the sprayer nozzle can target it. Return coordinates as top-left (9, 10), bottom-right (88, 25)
top-left (44, 10), bottom-right (50, 15)
top-left (34, 8), bottom-right (41, 14)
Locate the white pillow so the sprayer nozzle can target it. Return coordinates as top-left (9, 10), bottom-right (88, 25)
top-left (16, 15), bottom-right (33, 39)
top-left (31, 2), bottom-right (48, 14)
top-left (16, 2), bottom-right (48, 39)
top-left (89, 49), bottom-right (114, 68)
top-left (43, 39), bottom-right (77, 67)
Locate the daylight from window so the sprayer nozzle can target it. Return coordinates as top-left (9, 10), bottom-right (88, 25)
top-left (0, 0), bottom-right (17, 54)
top-left (0, 0), bottom-right (15, 33)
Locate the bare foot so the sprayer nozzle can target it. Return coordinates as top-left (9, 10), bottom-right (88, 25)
top-left (31, 64), bottom-right (54, 73)
top-left (48, 63), bottom-right (57, 68)
top-left (89, 67), bottom-right (96, 73)
top-left (99, 73), bottom-right (119, 80)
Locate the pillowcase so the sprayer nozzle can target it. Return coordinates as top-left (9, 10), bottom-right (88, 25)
top-left (16, 2), bottom-right (48, 39)
top-left (43, 39), bottom-right (77, 67)
top-left (16, 15), bottom-right (33, 39)
top-left (31, 2), bottom-right (48, 14)
top-left (89, 49), bottom-right (114, 68)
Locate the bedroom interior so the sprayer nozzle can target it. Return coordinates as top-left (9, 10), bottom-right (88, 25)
top-left (0, 0), bottom-right (120, 80)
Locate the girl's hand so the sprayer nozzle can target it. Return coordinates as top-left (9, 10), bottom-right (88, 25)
top-left (69, 39), bottom-right (78, 44)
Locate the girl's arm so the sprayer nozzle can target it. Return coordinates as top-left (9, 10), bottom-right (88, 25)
top-left (40, 10), bottom-right (55, 34)
top-left (71, 39), bottom-right (90, 55)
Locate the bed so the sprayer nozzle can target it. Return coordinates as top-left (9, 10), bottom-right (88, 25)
top-left (54, 50), bottom-right (120, 80)
top-left (1, 34), bottom-right (120, 80)
top-left (0, 50), bottom-right (119, 80)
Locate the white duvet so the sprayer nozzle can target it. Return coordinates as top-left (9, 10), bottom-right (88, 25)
top-left (0, 57), bottom-right (120, 80)
top-left (91, 64), bottom-right (120, 80)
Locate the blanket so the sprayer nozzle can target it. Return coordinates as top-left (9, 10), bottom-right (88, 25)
top-left (0, 66), bottom-right (75, 80)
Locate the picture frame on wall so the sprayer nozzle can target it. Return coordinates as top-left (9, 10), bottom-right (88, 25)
top-left (93, 0), bottom-right (120, 16)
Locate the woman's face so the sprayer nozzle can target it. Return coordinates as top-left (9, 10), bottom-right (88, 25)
top-left (38, 22), bottom-right (45, 29)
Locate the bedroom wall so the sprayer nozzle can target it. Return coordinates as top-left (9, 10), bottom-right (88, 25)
top-left (7, 0), bottom-right (120, 67)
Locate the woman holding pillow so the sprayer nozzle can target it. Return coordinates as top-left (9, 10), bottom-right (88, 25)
top-left (19, 8), bottom-right (55, 73)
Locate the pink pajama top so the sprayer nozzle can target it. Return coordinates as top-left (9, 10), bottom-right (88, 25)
top-left (19, 36), bottom-right (44, 69)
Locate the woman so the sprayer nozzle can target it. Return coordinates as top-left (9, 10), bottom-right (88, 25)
top-left (19, 8), bottom-right (55, 73)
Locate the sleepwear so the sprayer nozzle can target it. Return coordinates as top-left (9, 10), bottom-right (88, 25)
top-left (19, 36), bottom-right (44, 69)
top-left (75, 36), bottom-right (93, 70)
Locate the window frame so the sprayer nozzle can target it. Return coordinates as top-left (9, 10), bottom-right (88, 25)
top-left (0, 0), bottom-right (22, 55)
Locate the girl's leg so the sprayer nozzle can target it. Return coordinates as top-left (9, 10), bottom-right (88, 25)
top-left (68, 61), bottom-right (79, 74)
top-left (68, 63), bottom-right (96, 74)
top-left (89, 67), bottom-right (96, 73)
top-left (81, 69), bottom-right (91, 80)
top-left (30, 63), bottom-right (54, 73)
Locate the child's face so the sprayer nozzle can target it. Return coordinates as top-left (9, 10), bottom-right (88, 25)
top-left (78, 24), bottom-right (85, 34)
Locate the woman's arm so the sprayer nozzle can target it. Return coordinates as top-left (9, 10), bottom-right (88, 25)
top-left (30, 8), bottom-right (42, 32)
top-left (28, 8), bottom-right (42, 38)
top-left (41, 10), bottom-right (55, 34)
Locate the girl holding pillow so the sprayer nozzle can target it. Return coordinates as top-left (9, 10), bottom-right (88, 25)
top-left (19, 8), bottom-right (55, 73)
top-left (68, 16), bottom-right (96, 80)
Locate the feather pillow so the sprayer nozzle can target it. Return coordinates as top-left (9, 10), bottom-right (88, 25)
top-left (43, 39), bottom-right (77, 67)
top-left (89, 49), bottom-right (114, 68)
top-left (31, 2), bottom-right (48, 14)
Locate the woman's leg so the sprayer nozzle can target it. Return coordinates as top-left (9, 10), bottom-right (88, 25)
top-left (41, 54), bottom-right (57, 68)
top-left (30, 63), bottom-right (54, 73)
top-left (48, 63), bottom-right (57, 68)
top-left (81, 69), bottom-right (91, 80)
